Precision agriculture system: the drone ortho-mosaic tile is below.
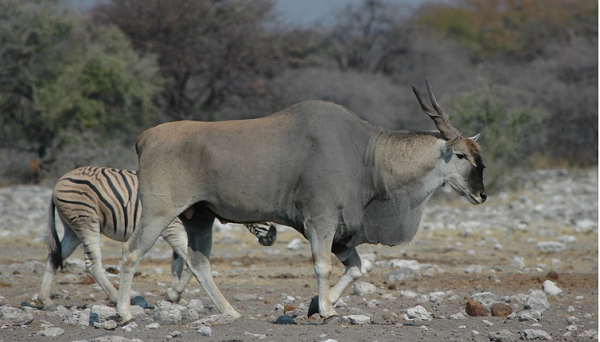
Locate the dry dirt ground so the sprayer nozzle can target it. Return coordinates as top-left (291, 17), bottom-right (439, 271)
top-left (0, 172), bottom-right (597, 342)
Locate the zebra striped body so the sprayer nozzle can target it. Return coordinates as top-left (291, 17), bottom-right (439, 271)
top-left (39, 166), bottom-right (276, 309)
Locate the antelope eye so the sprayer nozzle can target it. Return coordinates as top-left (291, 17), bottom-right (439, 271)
top-left (456, 153), bottom-right (465, 159)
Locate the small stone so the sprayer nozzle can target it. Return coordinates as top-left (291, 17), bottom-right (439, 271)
top-left (233, 293), bottom-right (258, 301)
top-left (130, 295), bottom-right (148, 308)
top-left (482, 319), bottom-right (494, 326)
top-left (518, 329), bottom-right (553, 340)
top-left (153, 308), bottom-right (182, 324)
top-left (383, 268), bottom-right (421, 283)
top-left (488, 329), bottom-right (518, 342)
top-left (518, 309), bottom-right (544, 322)
top-left (491, 303), bottom-right (513, 317)
top-left (509, 256), bottom-right (526, 269)
top-left (342, 314), bottom-right (371, 325)
top-left (190, 314), bottom-right (234, 327)
top-left (0, 306), bottom-right (34, 326)
top-left (146, 322), bottom-right (160, 329)
top-left (37, 327), bottom-right (65, 337)
top-left (196, 325), bottom-right (212, 336)
top-left (465, 300), bottom-right (488, 316)
top-left (93, 320), bottom-right (118, 330)
top-left (353, 281), bottom-right (376, 295)
top-left (286, 238), bottom-right (304, 250)
top-left (546, 270), bottom-right (559, 280)
top-left (187, 299), bottom-right (204, 312)
top-left (465, 265), bottom-right (484, 274)
top-left (389, 259), bottom-right (420, 271)
top-left (542, 280), bottom-right (562, 296)
top-left (274, 315), bottom-right (295, 324)
top-left (536, 241), bottom-right (566, 253)
top-left (403, 305), bottom-right (433, 322)
top-left (525, 290), bottom-right (550, 311)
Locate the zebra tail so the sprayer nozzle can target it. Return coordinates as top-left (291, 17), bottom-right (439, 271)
top-left (47, 199), bottom-right (63, 270)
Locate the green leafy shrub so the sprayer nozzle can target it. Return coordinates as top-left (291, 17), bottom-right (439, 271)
top-left (448, 82), bottom-right (548, 190)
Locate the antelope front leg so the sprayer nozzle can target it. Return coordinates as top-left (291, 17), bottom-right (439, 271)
top-left (308, 245), bottom-right (363, 317)
top-left (306, 225), bottom-right (339, 321)
top-left (117, 217), bottom-right (170, 323)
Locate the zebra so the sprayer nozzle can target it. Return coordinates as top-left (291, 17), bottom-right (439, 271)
top-left (39, 166), bottom-right (277, 309)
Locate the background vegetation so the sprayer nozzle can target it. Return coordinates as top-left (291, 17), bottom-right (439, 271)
top-left (0, 0), bottom-right (597, 191)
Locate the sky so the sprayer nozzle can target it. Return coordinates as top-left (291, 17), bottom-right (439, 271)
top-left (69, 0), bottom-right (440, 26)
top-left (272, 0), bottom-right (438, 27)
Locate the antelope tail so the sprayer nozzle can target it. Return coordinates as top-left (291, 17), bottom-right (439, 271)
top-left (47, 199), bottom-right (63, 270)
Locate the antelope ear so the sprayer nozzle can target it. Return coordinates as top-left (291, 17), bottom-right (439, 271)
top-left (469, 133), bottom-right (480, 141)
top-left (445, 134), bottom-right (461, 147)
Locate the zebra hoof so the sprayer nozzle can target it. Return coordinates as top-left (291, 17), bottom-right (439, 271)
top-left (323, 315), bottom-right (342, 324)
top-left (307, 295), bottom-right (319, 317)
top-left (116, 313), bottom-right (134, 326)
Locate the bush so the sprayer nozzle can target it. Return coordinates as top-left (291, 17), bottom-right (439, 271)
top-left (448, 82), bottom-right (549, 190)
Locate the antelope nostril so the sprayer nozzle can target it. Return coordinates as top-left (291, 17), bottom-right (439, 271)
top-left (480, 192), bottom-right (487, 202)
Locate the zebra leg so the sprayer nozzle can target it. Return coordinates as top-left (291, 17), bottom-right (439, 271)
top-left (245, 223), bottom-right (277, 246)
top-left (308, 245), bottom-right (362, 317)
top-left (39, 224), bottom-right (81, 309)
top-left (161, 218), bottom-right (193, 303)
top-left (182, 212), bottom-right (241, 319)
top-left (77, 221), bottom-right (120, 304)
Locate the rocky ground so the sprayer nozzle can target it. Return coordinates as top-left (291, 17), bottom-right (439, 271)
top-left (0, 168), bottom-right (597, 342)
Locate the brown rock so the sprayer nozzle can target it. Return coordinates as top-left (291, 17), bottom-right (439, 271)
top-left (491, 303), bottom-right (513, 317)
top-left (283, 304), bottom-right (297, 313)
top-left (465, 300), bottom-right (489, 316)
top-left (81, 274), bottom-right (95, 285)
top-left (547, 270), bottom-right (559, 280)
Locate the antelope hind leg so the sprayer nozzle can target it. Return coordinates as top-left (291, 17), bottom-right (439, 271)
top-left (183, 214), bottom-right (241, 319)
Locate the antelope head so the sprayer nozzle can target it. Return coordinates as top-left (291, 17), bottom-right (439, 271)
top-left (412, 79), bottom-right (487, 204)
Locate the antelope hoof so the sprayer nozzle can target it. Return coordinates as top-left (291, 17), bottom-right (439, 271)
top-left (307, 295), bottom-right (319, 317)
top-left (116, 313), bottom-right (134, 326)
top-left (323, 315), bottom-right (342, 324)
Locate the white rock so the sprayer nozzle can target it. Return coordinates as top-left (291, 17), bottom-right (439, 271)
top-left (403, 305), bottom-right (433, 322)
top-left (286, 238), bottom-right (304, 250)
top-left (536, 241), bottom-right (566, 252)
top-left (525, 290), bottom-right (550, 311)
top-left (342, 314), bottom-right (371, 325)
top-left (146, 322), bottom-right (160, 329)
top-left (196, 326), bottom-right (212, 336)
top-left (449, 312), bottom-right (467, 320)
top-left (488, 329), bottom-right (518, 342)
top-left (575, 219), bottom-right (596, 233)
top-left (360, 259), bottom-right (374, 273)
top-left (36, 327), bottom-right (64, 337)
top-left (187, 299), bottom-right (204, 312)
top-left (190, 314), bottom-right (235, 327)
top-left (0, 306), bottom-right (33, 326)
top-left (90, 305), bottom-right (117, 325)
top-left (153, 308), bottom-right (182, 324)
top-left (428, 291), bottom-right (445, 304)
top-left (542, 280), bottom-right (563, 296)
top-left (518, 329), bottom-right (553, 340)
top-left (518, 310), bottom-right (544, 322)
top-left (465, 265), bottom-right (484, 274)
top-left (509, 256), bottom-right (526, 269)
top-left (383, 268), bottom-right (421, 282)
top-left (389, 259), bottom-right (420, 271)
top-left (353, 282), bottom-right (376, 296)
top-left (68, 309), bottom-right (91, 327)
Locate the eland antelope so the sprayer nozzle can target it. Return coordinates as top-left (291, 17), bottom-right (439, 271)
top-left (40, 166), bottom-right (276, 309)
top-left (116, 79), bottom-right (486, 323)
